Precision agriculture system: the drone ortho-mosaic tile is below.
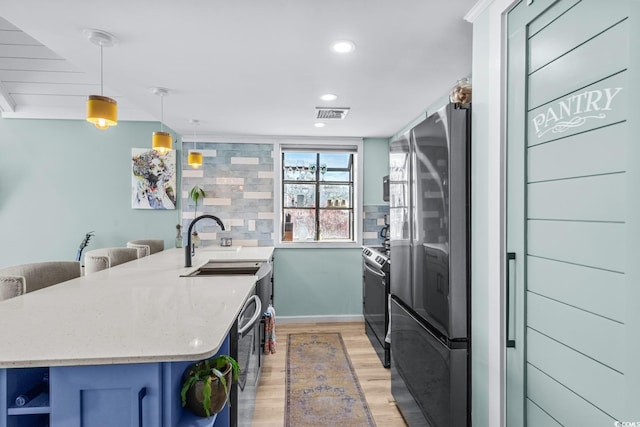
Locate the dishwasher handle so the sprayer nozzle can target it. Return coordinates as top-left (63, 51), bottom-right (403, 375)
top-left (238, 295), bottom-right (262, 337)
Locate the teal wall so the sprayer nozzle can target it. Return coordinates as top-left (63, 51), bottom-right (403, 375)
top-left (274, 137), bottom-right (390, 317)
top-left (0, 119), bottom-right (179, 268)
top-left (362, 137), bottom-right (389, 205)
top-left (274, 248), bottom-right (363, 316)
top-left (470, 8), bottom-right (492, 427)
top-left (0, 119), bottom-right (390, 318)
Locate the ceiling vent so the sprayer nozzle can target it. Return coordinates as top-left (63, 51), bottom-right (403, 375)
top-left (315, 107), bottom-right (350, 120)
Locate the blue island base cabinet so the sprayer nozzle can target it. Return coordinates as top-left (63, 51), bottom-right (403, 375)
top-left (48, 360), bottom-right (228, 427)
top-left (50, 363), bottom-right (162, 427)
top-left (1, 336), bottom-right (231, 427)
top-left (1, 361), bottom-right (226, 427)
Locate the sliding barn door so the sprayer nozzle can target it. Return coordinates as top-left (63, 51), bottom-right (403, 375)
top-left (505, 0), bottom-right (639, 425)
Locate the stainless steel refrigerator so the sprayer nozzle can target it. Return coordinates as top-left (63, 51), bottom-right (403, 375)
top-left (389, 102), bottom-right (471, 427)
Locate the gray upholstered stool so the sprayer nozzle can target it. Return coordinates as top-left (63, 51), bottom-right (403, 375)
top-left (84, 247), bottom-right (140, 275)
top-left (126, 239), bottom-right (165, 257)
top-left (0, 276), bottom-right (25, 301)
top-left (0, 261), bottom-right (81, 294)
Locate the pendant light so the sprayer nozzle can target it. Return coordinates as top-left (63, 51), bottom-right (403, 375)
top-left (188, 119), bottom-right (203, 168)
top-left (151, 87), bottom-right (172, 154)
top-left (85, 29), bottom-right (118, 130)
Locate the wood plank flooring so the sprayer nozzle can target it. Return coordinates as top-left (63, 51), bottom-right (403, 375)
top-left (252, 322), bottom-right (407, 426)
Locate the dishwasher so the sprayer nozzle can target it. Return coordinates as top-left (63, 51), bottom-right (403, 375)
top-left (229, 261), bottom-right (272, 427)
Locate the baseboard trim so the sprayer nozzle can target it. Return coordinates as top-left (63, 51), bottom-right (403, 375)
top-left (277, 314), bottom-right (364, 324)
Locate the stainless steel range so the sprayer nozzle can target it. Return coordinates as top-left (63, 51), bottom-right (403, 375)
top-left (362, 245), bottom-right (390, 368)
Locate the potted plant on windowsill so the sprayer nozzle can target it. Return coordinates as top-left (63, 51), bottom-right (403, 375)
top-left (181, 355), bottom-right (240, 418)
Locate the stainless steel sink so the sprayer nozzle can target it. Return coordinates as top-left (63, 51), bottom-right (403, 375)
top-left (182, 261), bottom-right (264, 277)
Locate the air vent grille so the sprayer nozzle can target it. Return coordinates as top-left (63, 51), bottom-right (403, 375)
top-left (315, 107), bottom-right (350, 120)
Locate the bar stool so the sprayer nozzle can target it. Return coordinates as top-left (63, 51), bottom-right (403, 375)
top-left (84, 247), bottom-right (140, 275)
top-left (126, 239), bottom-right (165, 257)
top-left (0, 276), bottom-right (25, 301)
top-left (0, 261), bottom-right (81, 294)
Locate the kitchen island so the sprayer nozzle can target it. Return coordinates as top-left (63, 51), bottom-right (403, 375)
top-left (0, 246), bottom-right (274, 427)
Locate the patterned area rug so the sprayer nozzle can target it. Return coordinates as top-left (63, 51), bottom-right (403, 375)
top-left (285, 333), bottom-right (377, 427)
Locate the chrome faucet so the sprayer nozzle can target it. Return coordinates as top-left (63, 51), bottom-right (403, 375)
top-left (184, 214), bottom-right (226, 267)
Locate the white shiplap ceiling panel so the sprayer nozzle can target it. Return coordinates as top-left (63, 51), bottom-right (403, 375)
top-left (0, 70), bottom-right (92, 84)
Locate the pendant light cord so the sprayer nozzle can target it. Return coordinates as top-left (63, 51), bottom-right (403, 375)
top-left (193, 124), bottom-right (197, 150)
top-left (160, 95), bottom-right (165, 132)
top-left (100, 43), bottom-right (104, 96)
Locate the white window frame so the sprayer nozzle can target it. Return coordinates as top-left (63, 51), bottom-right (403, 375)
top-left (274, 138), bottom-right (363, 248)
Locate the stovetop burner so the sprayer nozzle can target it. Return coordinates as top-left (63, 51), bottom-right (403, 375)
top-left (362, 246), bottom-right (390, 271)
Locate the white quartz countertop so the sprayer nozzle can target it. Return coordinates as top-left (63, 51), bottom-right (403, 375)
top-left (0, 246), bottom-right (274, 368)
top-left (192, 246), bottom-right (275, 262)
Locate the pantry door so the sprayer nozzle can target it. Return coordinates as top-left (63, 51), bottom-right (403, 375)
top-left (505, 0), bottom-right (639, 425)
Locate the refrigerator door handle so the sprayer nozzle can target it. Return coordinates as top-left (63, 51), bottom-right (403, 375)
top-left (506, 252), bottom-right (516, 348)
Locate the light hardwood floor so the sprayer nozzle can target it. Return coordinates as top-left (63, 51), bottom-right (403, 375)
top-left (251, 322), bottom-right (407, 426)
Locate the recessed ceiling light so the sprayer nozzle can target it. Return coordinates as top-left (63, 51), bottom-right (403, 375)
top-left (320, 93), bottom-right (338, 101)
top-left (314, 122), bottom-right (326, 128)
top-left (331, 40), bottom-right (355, 54)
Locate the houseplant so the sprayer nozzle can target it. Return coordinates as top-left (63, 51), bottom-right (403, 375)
top-left (189, 185), bottom-right (206, 217)
top-left (181, 355), bottom-right (240, 418)
top-left (189, 185), bottom-right (206, 246)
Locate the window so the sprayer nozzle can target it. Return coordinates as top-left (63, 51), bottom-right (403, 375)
top-left (277, 142), bottom-right (362, 246)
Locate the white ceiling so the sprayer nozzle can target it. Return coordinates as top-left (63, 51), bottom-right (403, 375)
top-left (0, 1), bottom-right (475, 139)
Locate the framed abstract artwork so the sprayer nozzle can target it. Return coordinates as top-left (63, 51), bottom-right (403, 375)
top-left (131, 148), bottom-right (177, 209)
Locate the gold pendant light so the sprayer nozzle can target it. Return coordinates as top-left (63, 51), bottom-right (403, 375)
top-left (188, 119), bottom-right (203, 168)
top-left (85, 30), bottom-right (117, 130)
top-left (188, 151), bottom-right (203, 168)
top-left (152, 131), bottom-right (172, 154)
top-left (151, 87), bottom-right (172, 154)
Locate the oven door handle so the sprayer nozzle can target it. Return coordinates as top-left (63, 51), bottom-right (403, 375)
top-left (363, 261), bottom-right (386, 278)
top-left (238, 295), bottom-right (262, 337)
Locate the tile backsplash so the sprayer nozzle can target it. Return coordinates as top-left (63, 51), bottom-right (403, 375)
top-left (363, 205), bottom-right (389, 247)
top-left (180, 141), bottom-right (389, 248)
top-left (181, 142), bottom-right (274, 247)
